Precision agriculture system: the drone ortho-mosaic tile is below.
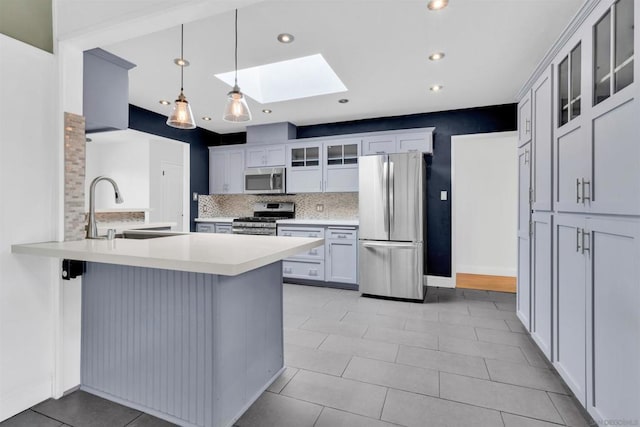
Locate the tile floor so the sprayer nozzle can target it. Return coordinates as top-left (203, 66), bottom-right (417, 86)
top-left (1, 285), bottom-right (594, 427)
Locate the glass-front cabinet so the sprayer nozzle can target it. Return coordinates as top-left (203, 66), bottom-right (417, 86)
top-left (558, 43), bottom-right (582, 126)
top-left (324, 138), bottom-right (361, 192)
top-left (286, 142), bottom-right (324, 193)
top-left (594, 0), bottom-right (634, 105)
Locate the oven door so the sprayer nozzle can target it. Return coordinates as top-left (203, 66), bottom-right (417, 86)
top-left (244, 168), bottom-right (286, 194)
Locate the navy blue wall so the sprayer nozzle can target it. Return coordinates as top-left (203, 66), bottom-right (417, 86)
top-left (128, 105), bottom-right (218, 231)
top-left (296, 104), bottom-right (517, 277)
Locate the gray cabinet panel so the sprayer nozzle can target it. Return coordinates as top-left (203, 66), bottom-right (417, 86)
top-left (326, 240), bottom-right (358, 284)
top-left (531, 212), bottom-right (553, 359)
top-left (586, 217), bottom-right (640, 422)
top-left (555, 125), bottom-right (588, 212)
top-left (591, 98), bottom-right (640, 215)
top-left (517, 236), bottom-right (531, 330)
top-left (554, 215), bottom-right (586, 404)
top-left (532, 69), bottom-right (553, 212)
top-left (518, 92), bottom-right (532, 146)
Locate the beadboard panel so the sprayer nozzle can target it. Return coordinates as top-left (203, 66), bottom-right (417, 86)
top-left (81, 262), bottom-right (284, 427)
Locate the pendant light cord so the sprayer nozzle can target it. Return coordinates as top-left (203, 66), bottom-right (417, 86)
top-left (180, 24), bottom-right (184, 91)
top-left (234, 9), bottom-right (238, 87)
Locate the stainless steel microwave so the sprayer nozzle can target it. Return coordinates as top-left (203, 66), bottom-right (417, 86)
top-left (244, 167), bottom-right (286, 194)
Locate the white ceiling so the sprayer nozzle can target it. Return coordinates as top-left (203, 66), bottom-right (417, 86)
top-left (61, 0), bottom-right (585, 134)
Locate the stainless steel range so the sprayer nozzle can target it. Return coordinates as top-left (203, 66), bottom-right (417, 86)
top-left (232, 202), bottom-right (295, 235)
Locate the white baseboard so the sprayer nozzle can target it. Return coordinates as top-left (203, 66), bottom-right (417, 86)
top-left (426, 275), bottom-right (455, 288)
top-left (0, 379), bottom-right (51, 422)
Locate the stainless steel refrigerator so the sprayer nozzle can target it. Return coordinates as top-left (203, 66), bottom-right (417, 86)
top-left (358, 152), bottom-right (426, 300)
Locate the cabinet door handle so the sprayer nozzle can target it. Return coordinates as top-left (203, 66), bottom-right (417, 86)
top-left (576, 228), bottom-right (582, 252)
top-left (320, 180), bottom-right (322, 191)
top-left (376, 151), bottom-right (385, 154)
top-left (529, 188), bottom-right (534, 205)
top-left (337, 235), bottom-right (347, 239)
top-left (582, 179), bottom-right (591, 202)
top-left (581, 229), bottom-right (590, 255)
top-left (576, 179), bottom-right (582, 203)
top-left (525, 119), bottom-right (531, 133)
top-left (524, 149), bottom-right (529, 164)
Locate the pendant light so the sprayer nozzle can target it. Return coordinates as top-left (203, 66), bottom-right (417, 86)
top-left (223, 9), bottom-right (252, 122)
top-left (167, 24), bottom-right (196, 129)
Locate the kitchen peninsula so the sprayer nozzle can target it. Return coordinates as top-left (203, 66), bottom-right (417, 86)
top-left (12, 233), bottom-right (323, 427)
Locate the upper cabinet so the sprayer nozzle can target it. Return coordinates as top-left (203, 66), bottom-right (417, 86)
top-left (209, 147), bottom-right (244, 195)
top-left (518, 92), bottom-right (532, 146)
top-left (362, 129), bottom-right (434, 155)
top-left (324, 139), bottom-right (361, 192)
top-left (593, 0), bottom-right (634, 106)
top-left (531, 67), bottom-right (553, 212)
top-left (83, 49), bottom-right (136, 133)
top-left (557, 42), bottom-right (582, 127)
top-left (286, 142), bottom-right (324, 193)
top-left (245, 144), bottom-right (286, 168)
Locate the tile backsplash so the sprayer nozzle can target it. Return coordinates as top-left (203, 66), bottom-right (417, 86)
top-left (199, 193), bottom-right (358, 219)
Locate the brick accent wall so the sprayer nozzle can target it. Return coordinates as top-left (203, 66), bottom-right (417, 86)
top-left (64, 112), bottom-right (86, 241)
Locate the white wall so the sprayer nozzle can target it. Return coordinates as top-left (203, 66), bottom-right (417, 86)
top-left (0, 34), bottom-right (58, 421)
top-left (452, 132), bottom-right (518, 278)
top-left (85, 131), bottom-right (151, 211)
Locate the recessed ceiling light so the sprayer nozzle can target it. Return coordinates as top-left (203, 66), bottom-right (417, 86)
top-left (159, 100), bottom-right (171, 105)
top-left (277, 33), bottom-right (295, 43)
top-left (173, 58), bottom-right (190, 67)
top-left (430, 85), bottom-right (444, 92)
top-left (202, 116), bottom-right (212, 121)
top-left (427, 0), bottom-right (449, 10)
top-left (338, 99), bottom-right (349, 104)
top-left (262, 109), bottom-right (273, 114)
top-left (429, 52), bottom-right (445, 61)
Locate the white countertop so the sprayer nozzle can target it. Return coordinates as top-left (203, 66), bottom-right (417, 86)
top-left (12, 234), bottom-right (323, 276)
top-left (97, 222), bottom-right (176, 235)
top-left (195, 217), bottom-right (236, 223)
top-left (276, 219), bottom-right (359, 227)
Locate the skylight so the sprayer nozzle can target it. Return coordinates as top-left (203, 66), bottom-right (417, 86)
top-left (215, 54), bottom-right (347, 104)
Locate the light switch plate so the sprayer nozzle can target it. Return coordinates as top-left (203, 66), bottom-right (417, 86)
top-left (440, 191), bottom-right (448, 201)
top-left (193, 192), bottom-right (199, 201)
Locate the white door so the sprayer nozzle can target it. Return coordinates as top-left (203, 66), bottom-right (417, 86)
top-left (161, 161), bottom-right (183, 231)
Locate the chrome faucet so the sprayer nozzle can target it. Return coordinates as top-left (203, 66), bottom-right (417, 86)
top-left (86, 176), bottom-right (124, 239)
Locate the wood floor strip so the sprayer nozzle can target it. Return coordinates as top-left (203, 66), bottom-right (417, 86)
top-left (456, 273), bottom-right (516, 293)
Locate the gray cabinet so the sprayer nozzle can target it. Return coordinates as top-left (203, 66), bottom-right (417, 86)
top-left (278, 224), bottom-right (358, 286)
top-left (286, 143), bottom-right (323, 193)
top-left (554, 215), bottom-right (640, 412)
top-left (518, 92), bottom-right (532, 146)
top-left (586, 217), bottom-right (640, 423)
top-left (209, 147), bottom-right (245, 194)
top-left (325, 228), bottom-right (358, 284)
top-left (553, 214), bottom-right (587, 404)
top-left (324, 139), bottom-right (360, 192)
top-left (245, 144), bottom-right (286, 167)
top-left (516, 144), bottom-right (532, 330)
top-left (196, 223), bottom-right (215, 233)
top-left (518, 0), bottom-right (639, 421)
top-left (362, 130), bottom-right (434, 155)
top-left (531, 212), bottom-right (552, 359)
top-left (279, 226), bottom-right (325, 281)
top-left (196, 222), bottom-right (232, 233)
top-left (531, 67), bottom-right (553, 212)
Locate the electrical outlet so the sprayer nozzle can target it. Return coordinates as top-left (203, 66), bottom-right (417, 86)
top-left (440, 191), bottom-right (448, 201)
top-left (316, 204), bottom-right (324, 212)
top-left (193, 192), bottom-right (199, 201)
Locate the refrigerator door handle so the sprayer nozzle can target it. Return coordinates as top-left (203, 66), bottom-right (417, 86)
top-left (383, 161), bottom-right (389, 233)
top-left (389, 160), bottom-right (395, 233)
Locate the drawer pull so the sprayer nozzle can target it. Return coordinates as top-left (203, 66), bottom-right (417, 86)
top-left (309, 269), bottom-right (318, 276)
top-left (337, 234), bottom-right (347, 239)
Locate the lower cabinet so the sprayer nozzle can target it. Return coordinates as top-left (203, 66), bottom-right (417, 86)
top-left (325, 227), bottom-right (358, 284)
top-left (553, 214), bottom-right (640, 417)
top-left (531, 212), bottom-right (553, 359)
top-left (196, 222), bottom-right (232, 233)
top-left (278, 224), bottom-right (358, 287)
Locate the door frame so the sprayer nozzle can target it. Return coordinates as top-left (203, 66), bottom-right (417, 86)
top-left (450, 131), bottom-right (518, 289)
